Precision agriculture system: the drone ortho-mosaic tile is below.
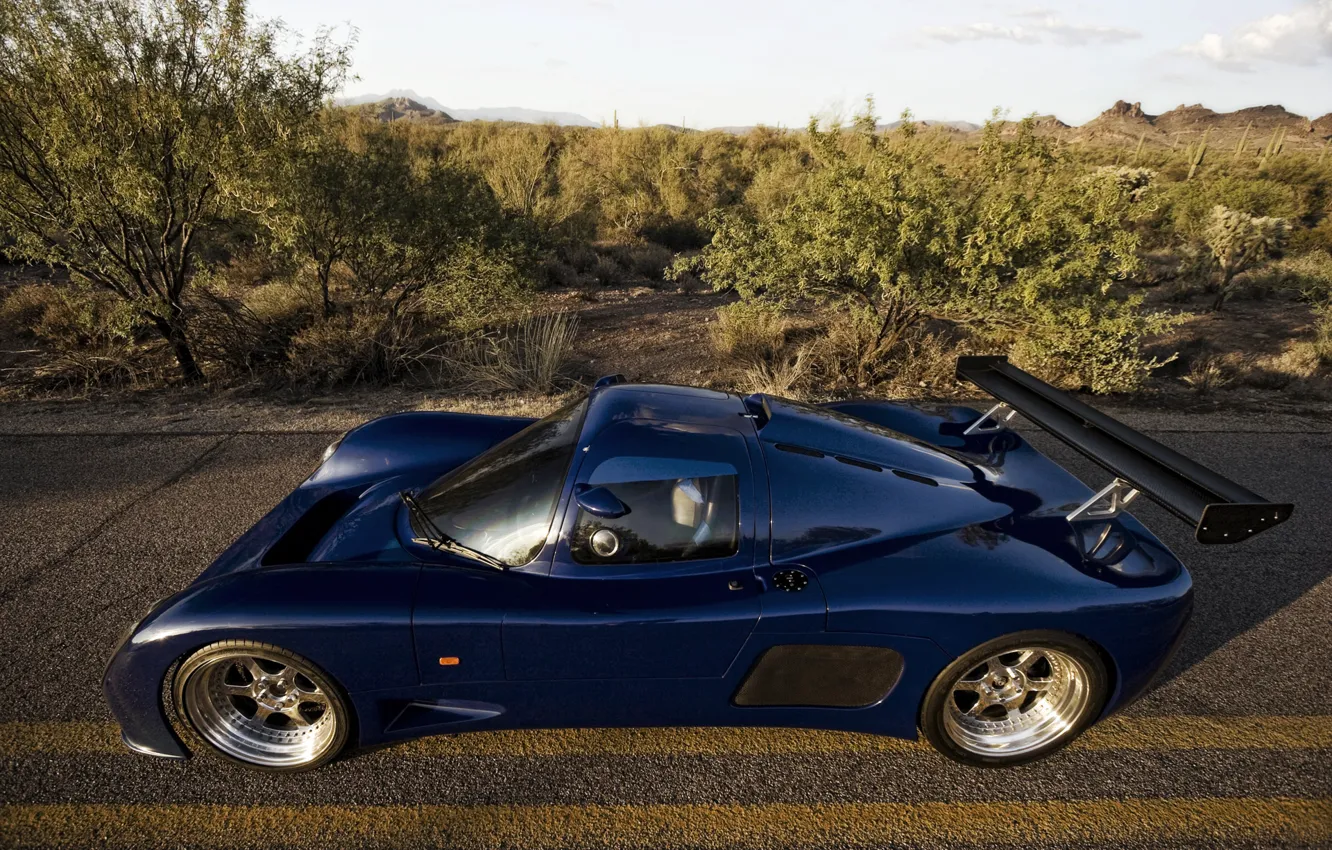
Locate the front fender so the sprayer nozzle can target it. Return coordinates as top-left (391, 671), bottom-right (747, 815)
top-left (103, 563), bottom-right (420, 759)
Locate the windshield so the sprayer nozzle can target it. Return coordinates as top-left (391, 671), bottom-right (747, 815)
top-left (416, 397), bottom-right (587, 566)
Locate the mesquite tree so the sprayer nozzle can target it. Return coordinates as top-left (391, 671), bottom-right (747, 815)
top-left (0, 0), bottom-right (348, 381)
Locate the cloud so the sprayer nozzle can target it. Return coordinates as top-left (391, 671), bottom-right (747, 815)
top-left (920, 15), bottom-right (1140, 46)
top-left (1179, 0), bottom-right (1332, 71)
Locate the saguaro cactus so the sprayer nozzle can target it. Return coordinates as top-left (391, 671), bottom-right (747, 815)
top-left (1233, 122), bottom-right (1252, 162)
top-left (1186, 128), bottom-right (1210, 180)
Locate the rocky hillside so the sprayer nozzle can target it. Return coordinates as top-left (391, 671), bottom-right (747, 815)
top-left (1074, 100), bottom-right (1330, 149)
top-left (351, 97), bottom-right (456, 125)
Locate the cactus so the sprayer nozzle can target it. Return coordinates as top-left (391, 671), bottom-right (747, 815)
top-left (1233, 122), bottom-right (1252, 161)
top-left (1259, 126), bottom-right (1286, 168)
top-left (1186, 128), bottom-right (1210, 180)
top-left (1133, 131), bottom-right (1146, 164)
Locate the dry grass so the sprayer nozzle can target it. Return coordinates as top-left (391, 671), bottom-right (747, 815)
top-left (740, 347), bottom-right (811, 397)
top-left (710, 301), bottom-right (788, 364)
top-left (449, 311), bottom-right (580, 393)
top-left (1183, 353), bottom-right (1239, 394)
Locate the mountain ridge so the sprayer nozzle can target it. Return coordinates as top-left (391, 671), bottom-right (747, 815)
top-left (339, 89), bottom-right (597, 126)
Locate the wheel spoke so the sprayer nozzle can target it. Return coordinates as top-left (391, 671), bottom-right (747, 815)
top-left (282, 706), bottom-right (312, 728)
top-left (222, 682), bottom-right (256, 698)
top-left (1012, 650), bottom-right (1037, 671)
top-left (239, 657), bottom-right (266, 682)
top-left (953, 679), bottom-right (984, 693)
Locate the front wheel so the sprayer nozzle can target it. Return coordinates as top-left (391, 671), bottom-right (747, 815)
top-left (174, 640), bottom-right (350, 772)
top-left (920, 631), bottom-right (1107, 767)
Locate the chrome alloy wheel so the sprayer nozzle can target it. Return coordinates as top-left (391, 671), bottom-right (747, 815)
top-left (942, 647), bottom-right (1090, 757)
top-left (180, 649), bottom-right (340, 769)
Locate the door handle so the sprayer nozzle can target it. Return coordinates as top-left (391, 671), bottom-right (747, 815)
top-left (727, 580), bottom-right (744, 591)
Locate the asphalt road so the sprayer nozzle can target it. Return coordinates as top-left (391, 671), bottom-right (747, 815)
top-left (0, 409), bottom-right (1329, 849)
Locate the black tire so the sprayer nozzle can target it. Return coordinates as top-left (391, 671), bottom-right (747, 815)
top-left (919, 630), bottom-right (1108, 767)
top-left (172, 640), bottom-right (351, 773)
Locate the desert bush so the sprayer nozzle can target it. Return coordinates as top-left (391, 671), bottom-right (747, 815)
top-left (691, 107), bottom-right (1156, 393)
top-left (710, 301), bottom-right (789, 364)
top-left (1312, 303), bottom-right (1332, 368)
top-left (741, 347), bottom-right (812, 397)
top-left (1204, 205), bottom-right (1288, 310)
top-left (0, 283), bottom-right (147, 390)
top-left (1182, 353), bottom-right (1240, 394)
top-left (624, 243), bottom-right (675, 281)
top-left (590, 255), bottom-right (627, 287)
top-left (1010, 302), bottom-right (1179, 394)
top-left (188, 273), bottom-right (322, 378)
top-left (448, 312), bottom-right (580, 392)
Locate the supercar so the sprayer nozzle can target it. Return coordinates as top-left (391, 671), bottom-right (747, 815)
top-left (104, 356), bottom-right (1293, 770)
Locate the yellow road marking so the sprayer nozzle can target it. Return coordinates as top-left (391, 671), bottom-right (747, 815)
top-left (1, 715), bottom-right (1328, 758)
top-left (1, 798), bottom-right (1328, 848)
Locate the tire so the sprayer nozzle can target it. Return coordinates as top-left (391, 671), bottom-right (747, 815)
top-left (173, 640), bottom-right (351, 772)
top-left (919, 630), bottom-right (1108, 767)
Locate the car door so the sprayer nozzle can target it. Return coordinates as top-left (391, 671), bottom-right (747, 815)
top-left (502, 420), bottom-right (761, 681)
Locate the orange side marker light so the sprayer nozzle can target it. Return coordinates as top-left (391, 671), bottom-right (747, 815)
top-left (438, 656), bottom-right (460, 666)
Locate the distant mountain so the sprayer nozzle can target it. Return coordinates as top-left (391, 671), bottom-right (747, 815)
top-left (881, 119), bottom-right (982, 133)
top-left (348, 97), bottom-right (455, 125)
top-left (339, 89), bottom-right (597, 127)
top-left (1077, 100), bottom-right (1326, 148)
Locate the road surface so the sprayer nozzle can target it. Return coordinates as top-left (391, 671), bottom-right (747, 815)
top-left (0, 408), bottom-right (1328, 848)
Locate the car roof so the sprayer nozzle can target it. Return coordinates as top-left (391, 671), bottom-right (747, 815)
top-left (582, 383), bottom-right (749, 438)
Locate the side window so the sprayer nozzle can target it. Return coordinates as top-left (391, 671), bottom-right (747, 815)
top-left (571, 471), bottom-right (739, 564)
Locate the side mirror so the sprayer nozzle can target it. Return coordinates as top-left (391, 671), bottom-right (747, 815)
top-left (575, 484), bottom-right (630, 519)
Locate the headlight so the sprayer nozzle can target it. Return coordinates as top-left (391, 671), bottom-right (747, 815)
top-left (321, 437), bottom-right (343, 463)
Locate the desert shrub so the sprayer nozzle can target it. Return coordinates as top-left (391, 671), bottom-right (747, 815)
top-left (541, 257), bottom-right (582, 288)
top-left (1182, 353), bottom-right (1240, 394)
top-left (1262, 252), bottom-right (1332, 302)
top-left (285, 313), bottom-right (381, 387)
top-left (449, 312), bottom-right (580, 392)
top-left (559, 243), bottom-right (599, 273)
top-left (0, 283), bottom-right (147, 390)
top-left (741, 347), bottom-right (812, 397)
top-left (188, 274), bottom-right (322, 377)
top-left (590, 255), bottom-right (627, 287)
top-left (626, 243), bottom-right (675, 281)
top-left (692, 107), bottom-right (1156, 393)
top-left (1153, 177), bottom-right (1303, 245)
top-left (1313, 303), bottom-right (1332, 368)
top-left (283, 306), bottom-right (450, 388)
top-left (710, 301), bottom-right (789, 364)
top-left (1010, 302), bottom-right (1179, 394)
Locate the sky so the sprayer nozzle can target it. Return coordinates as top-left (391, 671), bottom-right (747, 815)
top-left (251, 0), bottom-right (1332, 128)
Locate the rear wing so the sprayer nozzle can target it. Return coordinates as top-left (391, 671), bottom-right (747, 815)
top-left (955, 356), bottom-right (1293, 544)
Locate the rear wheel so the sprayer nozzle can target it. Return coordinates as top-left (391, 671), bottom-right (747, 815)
top-left (920, 631), bottom-right (1107, 767)
top-left (174, 640), bottom-right (349, 772)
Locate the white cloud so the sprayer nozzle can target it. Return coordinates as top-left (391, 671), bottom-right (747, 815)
top-left (1180, 1), bottom-right (1332, 70)
top-left (920, 15), bottom-right (1140, 46)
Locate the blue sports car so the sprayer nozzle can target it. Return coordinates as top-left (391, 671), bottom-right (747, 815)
top-left (104, 357), bottom-right (1293, 771)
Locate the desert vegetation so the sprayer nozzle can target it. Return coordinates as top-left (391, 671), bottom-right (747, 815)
top-left (1, 0), bottom-right (1330, 406)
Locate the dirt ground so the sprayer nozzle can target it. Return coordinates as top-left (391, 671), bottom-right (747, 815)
top-left (2, 263), bottom-right (1330, 420)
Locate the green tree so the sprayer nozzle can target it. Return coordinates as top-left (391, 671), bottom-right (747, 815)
top-left (695, 103), bottom-right (960, 372)
top-left (271, 119), bottom-right (531, 326)
top-left (0, 0), bottom-right (349, 381)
